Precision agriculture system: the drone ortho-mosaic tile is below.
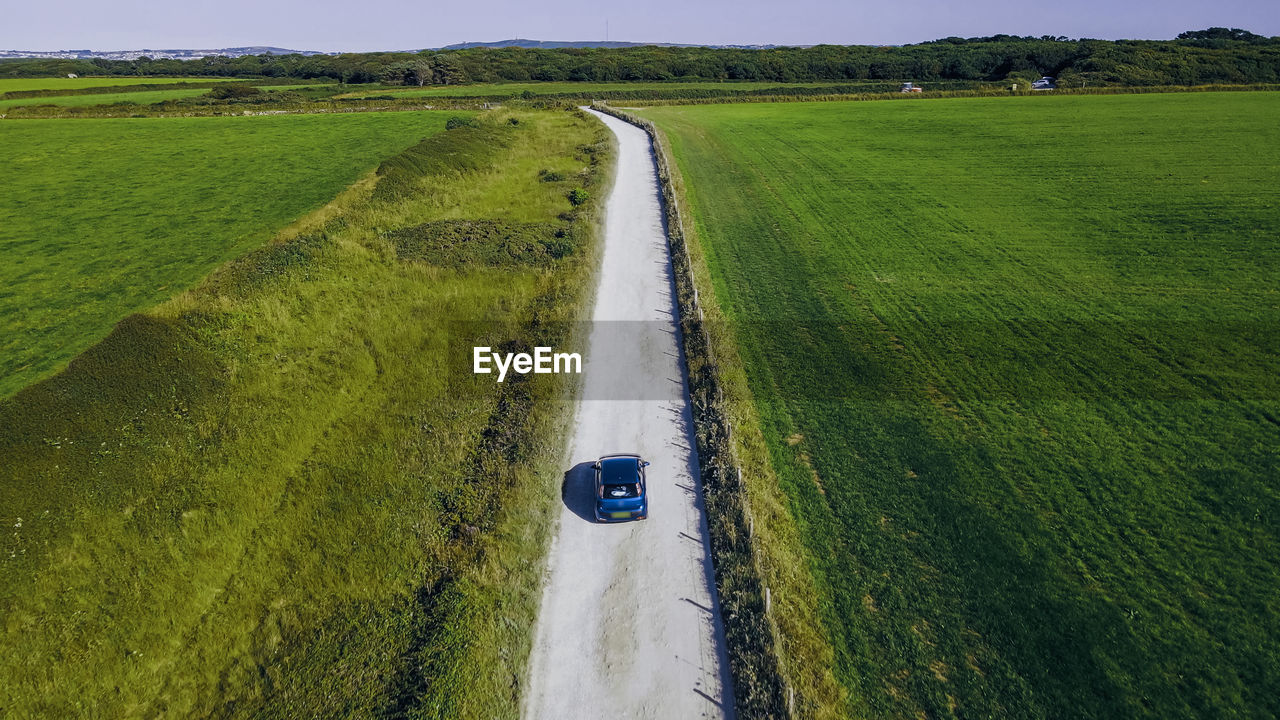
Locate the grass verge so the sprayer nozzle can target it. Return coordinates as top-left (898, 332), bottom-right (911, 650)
top-left (0, 107), bottom-right (614, 718)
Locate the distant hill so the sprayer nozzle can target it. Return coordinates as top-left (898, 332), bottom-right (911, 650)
top-left (0, 47), bottom-right (327, 61)
top-left (1, 40), bottom-right (785, 61)
top-left (437, 38), bottom-right (781, 50)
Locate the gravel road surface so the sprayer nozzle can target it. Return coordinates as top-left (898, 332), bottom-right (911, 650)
top-left (521, 109), bottom-right (734, 719)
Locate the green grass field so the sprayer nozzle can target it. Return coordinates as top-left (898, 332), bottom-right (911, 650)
top-left (0, 83), bottom-right (333, 109)
top-left (642, 93), bottom-right (1280, 718)
top-left (0, 76), bottom-right (242, 93)
top-left (0, 109), bottom-right (609, 716)
top-left (0, 111), bottom-right (459, 398)
top-left (0, 87), bottom-right (211, 108)
top-left (339, 80), bottom-right (897, 99)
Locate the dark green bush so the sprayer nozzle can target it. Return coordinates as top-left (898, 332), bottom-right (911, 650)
top-left (538, 169), bottom-right (566, 182)
top-left (445, 115), bottom-right (480, 130)
top-left (384, 220), bottom-right (575, 266)
top-left (206, 84), bottom-right (262, 100)
top-left (567, 188), bottom-right (589, 206)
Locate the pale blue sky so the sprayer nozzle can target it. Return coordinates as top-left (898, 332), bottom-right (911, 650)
top-left (5, 0), bottom-right (1279, 52)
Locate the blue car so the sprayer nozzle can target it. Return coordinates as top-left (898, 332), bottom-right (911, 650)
top-left (593, 453), bottom-right (649, 522)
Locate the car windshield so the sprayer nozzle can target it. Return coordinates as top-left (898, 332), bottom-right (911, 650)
top-left (603, 483), bottom-right (640, 499)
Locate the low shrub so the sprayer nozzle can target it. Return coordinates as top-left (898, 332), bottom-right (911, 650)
top-left (206, 84), bottom-right (262, 100)
top-left (385, 219), bottom-right (576, 266)
top-left (445, 115), bottom-right (480, 130)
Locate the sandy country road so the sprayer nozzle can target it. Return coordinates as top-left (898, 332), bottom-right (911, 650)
top-left (521, 110), bottom-right (735, 719)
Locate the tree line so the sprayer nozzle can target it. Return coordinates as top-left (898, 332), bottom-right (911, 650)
top-left (3, 29), bottom-right (1278, 87)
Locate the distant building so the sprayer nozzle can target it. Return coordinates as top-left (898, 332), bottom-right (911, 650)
top-left (67, 73), bottom-right (77, 78)
top-left (1032, 76), bottom-right (1056, 90)
top-left (900, 82), bottom-right (923, 93)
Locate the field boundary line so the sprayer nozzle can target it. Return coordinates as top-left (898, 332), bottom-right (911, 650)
top-left (8, 83), bottom-right (1277, 120)
top-left (605, 82), bottom-right (1280, 107)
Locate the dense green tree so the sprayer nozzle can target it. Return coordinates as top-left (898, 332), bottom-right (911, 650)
top-left (3, 31), bottom-right (1277, 88)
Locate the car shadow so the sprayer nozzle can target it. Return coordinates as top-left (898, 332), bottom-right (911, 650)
top-left (562, 461), bottom-right (597, 523)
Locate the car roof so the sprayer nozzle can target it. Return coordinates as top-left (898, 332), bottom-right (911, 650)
top-left (599, 456), bottom-right (641, 484)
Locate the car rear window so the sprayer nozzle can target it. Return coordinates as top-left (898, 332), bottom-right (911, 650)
top-left (603, 483), bottom-right (640, 499)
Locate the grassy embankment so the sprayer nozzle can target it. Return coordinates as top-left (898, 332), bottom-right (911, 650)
top-left (0, 111), bottom-right (455, 397)
top-left (0, 108), bottom-right (613, 717)
top-left (640, 93), bottom-right (1280, 718)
